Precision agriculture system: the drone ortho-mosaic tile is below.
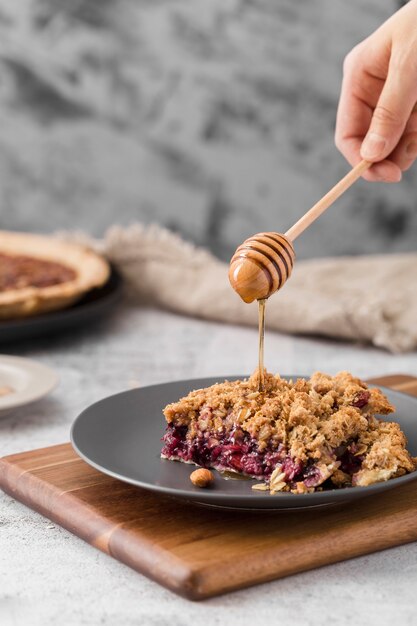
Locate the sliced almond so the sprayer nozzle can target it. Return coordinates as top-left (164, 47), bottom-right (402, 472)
top-left (269, 467), bottom-right (285, 484)
top-left (353, 444), bottom-right (367, 456)
top-left (237, 407), bottom-right (251, 421)
top-left (252, 483), bottom-right (269, 491)
top-left (270, 481), bottom-right (286, 494)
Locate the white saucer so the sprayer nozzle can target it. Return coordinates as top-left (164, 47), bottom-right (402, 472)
top-left (0, 355), bottom-right (59, 415)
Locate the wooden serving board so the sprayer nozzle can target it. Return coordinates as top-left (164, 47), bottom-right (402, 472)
top-left (1, 374), bottom-right (417, 600)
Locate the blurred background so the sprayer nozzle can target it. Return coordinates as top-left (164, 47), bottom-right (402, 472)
top-left (0, 0), bottom-right (414, 261)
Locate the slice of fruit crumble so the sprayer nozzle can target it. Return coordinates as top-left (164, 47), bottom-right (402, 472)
top-left (161, 371), bottom-right (417, 494)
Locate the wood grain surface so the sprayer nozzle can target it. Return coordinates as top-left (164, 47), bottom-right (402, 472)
top-left (1, 374), bottom-right (417, 601)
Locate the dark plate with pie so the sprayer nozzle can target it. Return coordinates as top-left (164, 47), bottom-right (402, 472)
top-left (71, 377), bottom-right (417, 510)
top-left (0, 230), bottom-right (121, 344)
top-left (0, 267), bottom-right (122, 344)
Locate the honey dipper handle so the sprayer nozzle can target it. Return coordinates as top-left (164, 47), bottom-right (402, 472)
top-left (285, 159), bottom-right (371, 242)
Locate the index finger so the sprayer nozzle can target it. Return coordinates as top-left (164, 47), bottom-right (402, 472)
top-left (335, 57), bottom-right (402, 181)
top-left (335, 64), bottom-right (376, 165)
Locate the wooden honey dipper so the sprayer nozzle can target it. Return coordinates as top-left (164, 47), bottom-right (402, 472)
top-left (229, 159), bottom-right (371, 303)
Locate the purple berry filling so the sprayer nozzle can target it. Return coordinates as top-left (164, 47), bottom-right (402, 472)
top-left (338, 448), bottom-right (364, 474)
top-left (351, 391), bottom-right (370, 408)
top-left (162, 423), bottom-right (295, 479)
top-left (303, 465), bottom-right (323, 488)
top-left (162, 425), bottom-right (365, 489)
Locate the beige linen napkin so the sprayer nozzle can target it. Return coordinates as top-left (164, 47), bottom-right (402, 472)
top-left (67, 224), bottom-right (417, 353)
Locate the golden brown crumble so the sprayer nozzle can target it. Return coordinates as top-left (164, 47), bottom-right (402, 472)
top-left (162, 370), bottom-right (417, 493)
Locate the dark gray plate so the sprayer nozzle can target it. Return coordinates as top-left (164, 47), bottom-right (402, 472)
top-left (71, 377), bottom-right (417, 510)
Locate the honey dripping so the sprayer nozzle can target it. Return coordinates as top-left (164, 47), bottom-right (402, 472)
top-left (258, 298), bottom-right (266, 392)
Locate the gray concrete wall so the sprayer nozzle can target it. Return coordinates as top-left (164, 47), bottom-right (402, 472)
top-left (0, 0), bottom-right (414, 260)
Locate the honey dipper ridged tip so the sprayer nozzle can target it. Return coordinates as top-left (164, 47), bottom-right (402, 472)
top-left (229, 232), bottom-right (295, 303)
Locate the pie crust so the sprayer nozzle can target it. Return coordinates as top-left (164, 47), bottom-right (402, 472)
top-left (0, 231), bottom-right (110, 319)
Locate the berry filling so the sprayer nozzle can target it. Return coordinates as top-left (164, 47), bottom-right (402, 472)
top-left (161, 424), bottom-right (366, 490)
top-left (161, 424), bottom-right (281, 478)
top-left (351, 391), bottom-right (370, 408)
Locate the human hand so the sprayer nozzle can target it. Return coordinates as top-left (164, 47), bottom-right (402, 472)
top-left (335, 0), bottom-right (417, 182)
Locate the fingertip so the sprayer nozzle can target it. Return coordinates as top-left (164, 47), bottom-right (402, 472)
top-left (365, 161), bottom-right (402, 183)
top-left (360, 132), bottom-right (388, 162)
top-left (361, 170), bottom-right (379, 183)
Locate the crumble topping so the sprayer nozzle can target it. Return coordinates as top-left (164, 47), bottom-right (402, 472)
top-left (162, 370), bottom-right (417, 494)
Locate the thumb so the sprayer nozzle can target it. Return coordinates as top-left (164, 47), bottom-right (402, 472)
top-left (361, 59), bottom-right (417, 162)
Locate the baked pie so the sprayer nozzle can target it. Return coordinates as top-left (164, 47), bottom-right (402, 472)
top-left (161, 370), bottom-right (417, 494)
top-left (0, 231), bottom-right (110, 319)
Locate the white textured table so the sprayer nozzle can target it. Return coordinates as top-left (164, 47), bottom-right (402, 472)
top-left (1, 305), bottom-right (417, 626)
